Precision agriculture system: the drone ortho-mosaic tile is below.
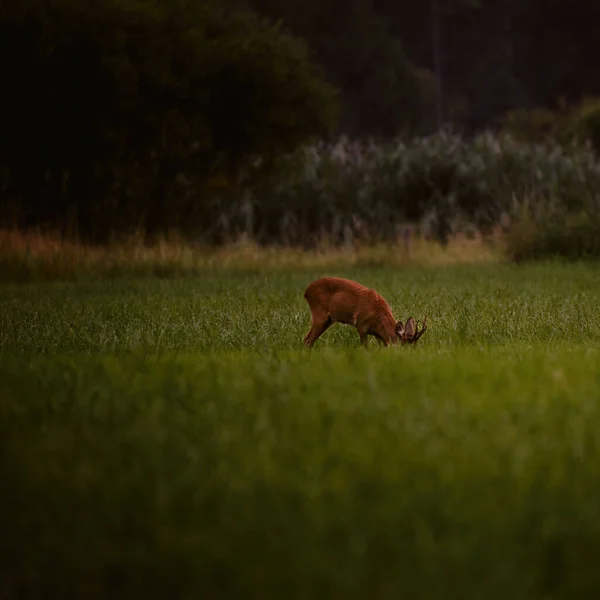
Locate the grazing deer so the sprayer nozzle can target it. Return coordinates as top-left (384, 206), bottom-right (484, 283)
top-left (303, 276), bottom-right (427, 348)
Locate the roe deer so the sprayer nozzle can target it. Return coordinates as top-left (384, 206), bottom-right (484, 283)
top-left (303, 276), bottom-right (427, 348)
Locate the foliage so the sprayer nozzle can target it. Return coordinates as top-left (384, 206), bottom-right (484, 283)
top-left (215, 132), bottom-right (600, 247)
top-left (499, 97), bottom-right (600, 262)
top-left (555, 97), bottom-right (600, 154)
top-left (238, 0), bottom-right (600, 135)
top-left (507, 207), bottom-right (600, 262)
top-left (500, 97), bottom-right (600, 154)
top-left (4, 264), bottom-right (600, 597)
top-left (0, 0), bottom-right (338, 240)
top-left (241, 0), bottom-right (434, 136)
top-left (499, 106), bottom-right (562, 142)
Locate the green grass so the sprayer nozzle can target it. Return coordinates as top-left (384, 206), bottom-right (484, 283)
top-left (3, 262), bottom-right (600, 354)
top-left (3, 262), bottom-right (600, 598)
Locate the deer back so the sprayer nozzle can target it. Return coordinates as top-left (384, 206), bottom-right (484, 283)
top-left (305, 277), bottom-right (399, 340)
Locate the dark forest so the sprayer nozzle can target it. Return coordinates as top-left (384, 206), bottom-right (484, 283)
top-left (2, 0), bottom-right (600, 253)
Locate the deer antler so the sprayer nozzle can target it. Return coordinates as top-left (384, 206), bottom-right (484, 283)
top-left (413, 315), bottom-right (428, 342)
top-left (404, 317), bottom-right (416, 338)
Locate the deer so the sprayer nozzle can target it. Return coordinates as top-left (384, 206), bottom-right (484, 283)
top-left (303, 276), bottom-right (427, 348)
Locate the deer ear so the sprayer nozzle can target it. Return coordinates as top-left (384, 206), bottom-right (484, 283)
top-left (395, 320), bottom-right (404, 335)
top-left (404, 317), bottom-right (416, 337)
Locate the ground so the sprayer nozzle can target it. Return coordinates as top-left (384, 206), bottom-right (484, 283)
top-left (2, 261), bottom-right (600, 598)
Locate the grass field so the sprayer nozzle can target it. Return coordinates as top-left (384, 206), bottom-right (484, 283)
top-left (3, 261), bottom-right (600, 598)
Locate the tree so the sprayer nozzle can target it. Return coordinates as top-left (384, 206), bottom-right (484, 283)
top-left (239, 0), bottom-right (432, 137)
top-left (0, 0), bottom-right (338, 239)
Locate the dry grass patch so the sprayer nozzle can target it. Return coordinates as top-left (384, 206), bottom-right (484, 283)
top-left (0, 228), bottom-right (504, 282)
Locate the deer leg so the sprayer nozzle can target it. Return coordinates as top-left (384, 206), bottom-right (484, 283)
top-left (304, 315), bottom-right (333, 347)
top-left (358, 328), bottom-right (370, 348)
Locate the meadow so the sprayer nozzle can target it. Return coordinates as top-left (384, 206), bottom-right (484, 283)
top-left (3, 259), bottom-right (600, 598)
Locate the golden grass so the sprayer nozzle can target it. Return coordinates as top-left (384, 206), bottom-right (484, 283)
top-left (0, 228), bottom-right (505, 281)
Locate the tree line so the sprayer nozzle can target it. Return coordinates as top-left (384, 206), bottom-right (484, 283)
top-left (237, 0), bottom-right (600, 135)
top-left (1, 0), bottom-right (599, 242)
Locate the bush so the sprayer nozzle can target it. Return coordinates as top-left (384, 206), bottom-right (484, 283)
top-left (207, 131), bottom-right (600, 247)
top-left (555, 97), bottom-right (600, 155)
top-left (507, 207), bottom-right (600, 262)
top-left (500, 98), bottom-right (600, 156)
top-left (499, 106), bottom-right (561, 142)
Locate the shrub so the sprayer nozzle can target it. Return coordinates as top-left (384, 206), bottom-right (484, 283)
top-left (506, 206), bottom-right (600, 262)
top-left (210, 131), bottom-right (600, 247)
top-left (499, 106), bottom-right (561, 142)
top-left (555, 97), bottom-right (600, 155)
top-left (500, 97), bottom-right (600, 155)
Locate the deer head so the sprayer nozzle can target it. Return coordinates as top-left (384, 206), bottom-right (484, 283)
top-left (395, 316), bottom-right (427, 345)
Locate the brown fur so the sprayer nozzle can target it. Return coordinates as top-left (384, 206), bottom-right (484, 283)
top-left (302, 277), bottom-right (427, 348)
